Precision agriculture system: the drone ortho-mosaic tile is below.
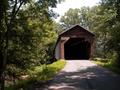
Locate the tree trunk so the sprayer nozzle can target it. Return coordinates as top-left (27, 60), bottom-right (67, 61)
top-left (0, 74), bottom-right (5, 90)
top-left (0, 0), bottom-right (6, 89)
top-left (0, 53), bottom-right (5, 90)
top-left (0, 31), bottom-right (8, 90)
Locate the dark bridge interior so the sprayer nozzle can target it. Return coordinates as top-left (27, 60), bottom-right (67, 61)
top-left (64, 38), bottom-right (91, 60)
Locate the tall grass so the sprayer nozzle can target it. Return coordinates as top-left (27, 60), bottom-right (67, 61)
top-left (5, 60), bottom-right (66, 90)
top-left (93, 59), bottom-right (120, 74)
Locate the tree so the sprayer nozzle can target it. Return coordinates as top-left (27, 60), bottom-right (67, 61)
top-left (0, 0), bottom-right (31, 89)
top-left (60, 7), bottom-right (91, 29)
top-left (60, 8), bottom-right (81, 28)
top-left (0, 0), bottom-right (62, 89)
top-left (86, 5), bottom-right (116, 58)
top-left (100, 0), bottom-right (120, 66)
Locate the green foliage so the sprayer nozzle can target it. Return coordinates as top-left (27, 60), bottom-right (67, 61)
top-left (5, 7), bottom-right (58, 80)
top-left (0, 0), bottom-right (64, 89)
top-left (99, 0), bottom-right (120, 65)
top-left (60, 8), bottom-right (81, 27)
top-left (29, 60), bottom-right (66, 81)
top-left (93, 60), bottom-right (120, 74)
top-left (60, 7), bottom-right (91, 29)
top-left (5, 60), bottom-right (66, 90)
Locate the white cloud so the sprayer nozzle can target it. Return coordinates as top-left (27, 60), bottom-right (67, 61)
top-left (52, 0), bottom-right (100, 22)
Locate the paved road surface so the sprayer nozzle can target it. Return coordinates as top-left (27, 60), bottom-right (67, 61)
top-left (35, 60), bottom-right (120, 90)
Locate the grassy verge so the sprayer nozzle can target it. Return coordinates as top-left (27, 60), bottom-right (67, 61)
top-left (93, 60), bottom-right (120, 74)
top-left (5, 60), bottom-right (66, 90)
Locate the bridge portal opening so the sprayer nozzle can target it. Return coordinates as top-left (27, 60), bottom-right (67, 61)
top-left (64, 38), bottom-right (91, 60)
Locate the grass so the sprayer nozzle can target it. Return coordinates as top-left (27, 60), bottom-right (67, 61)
top-left (5, 60), bottom-right (66, 90)
top-left (29, 59), bottom-right (66, 81)
top-left (93, 59), bottom-right (120, 74)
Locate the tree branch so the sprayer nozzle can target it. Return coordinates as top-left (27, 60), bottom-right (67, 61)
top-left (9, 0), bottom-right (18, 24)
top-left (14, 1), bottom-right (24, 17)
top-left (9, 0), bottom-right (24, 26)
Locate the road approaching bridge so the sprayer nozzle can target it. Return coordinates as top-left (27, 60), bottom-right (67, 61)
top-left (45, 60), bottom-right (120, 90)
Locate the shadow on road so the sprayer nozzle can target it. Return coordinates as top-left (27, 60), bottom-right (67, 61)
top-left (28, 65), bottom-right (120, 90)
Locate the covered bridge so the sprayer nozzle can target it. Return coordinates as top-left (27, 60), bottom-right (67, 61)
top-left (54, 25), bottom-right (95, 60)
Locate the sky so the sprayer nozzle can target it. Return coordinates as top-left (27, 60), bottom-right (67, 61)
top-left (52, 0), bottom-right (100, 22)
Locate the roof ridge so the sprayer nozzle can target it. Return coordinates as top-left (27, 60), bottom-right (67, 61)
top-left (59, 24), bottom-right (95, 36)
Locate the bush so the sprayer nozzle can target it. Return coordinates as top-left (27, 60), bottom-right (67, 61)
top-left (5, 60), bottom-right (66, 90)
top-left (29, 60), bottom-right (66, 81)
top-left (93, 59), bottom-right (120, 74)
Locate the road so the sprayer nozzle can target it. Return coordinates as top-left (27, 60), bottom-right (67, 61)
top-left (35, 60), bottom-right (120, 90)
